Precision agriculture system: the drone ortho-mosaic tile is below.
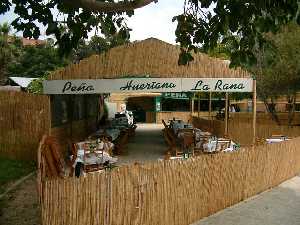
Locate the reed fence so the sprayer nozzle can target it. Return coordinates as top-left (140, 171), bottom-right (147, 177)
top-left (41, 137), bottom-right (300, 225)
top-left (0, 91), bottom-right (50, 160)
top-left (192, 117), bottom-right (225, 137)
top-left (229, 112), bottom-right (300, 125)
top-left (48, 38), bottom-right (249, 80)
top-left (192, 115), bottom-right (300, 146)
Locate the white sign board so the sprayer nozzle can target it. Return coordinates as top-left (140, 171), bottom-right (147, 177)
top-left (43, 78), bottom-right (182, 94)
top-left (182, 78), bottom-right (253, 92)
top-left (43, 78), bottom-right (253, 94)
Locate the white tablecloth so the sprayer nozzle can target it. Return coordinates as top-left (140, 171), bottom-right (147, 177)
top-left (171, 121), bottom-right (193, 134)
top-left (75, 149), bottom-right (117, 165)
top-left (266, 138), bottom-right (290, 144)
top-left (203, 139), bottom-right (237, 152)
top-left (74, 141), bottom-right (117, 167)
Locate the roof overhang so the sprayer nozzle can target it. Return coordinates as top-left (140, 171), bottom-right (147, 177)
top-left (9, 77), bottom-right (37, 88)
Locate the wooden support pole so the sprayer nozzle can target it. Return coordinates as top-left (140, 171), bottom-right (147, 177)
top-left (252, 79), bottom-right (257, 146)
top-left (225, 92), bottom-right (229, 136)
top-left (197, 93), bottom-right (200, 118)
top-left (191, 94), bottom-right (195, 116)
top-left (190, 95), bottom-right (192, 116)
top-left (209, 92), bottom-right (212, 119)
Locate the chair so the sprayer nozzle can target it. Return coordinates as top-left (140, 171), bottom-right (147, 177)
top-left (180, 132), bottom-right (195, 156)
top-left (163, 126), bottom-right (184, 156)
top-left (113, 130), bottom-right (129, 155)
top-left (215, 138), bottom-right (231, 152)
top-left (162, 119), bottom-right (169, 129)
top-left (67, 140), bottom-right (79, 177)
top-left (38, 135), bottom-right (66, 179)
top-left (194, 133), bottom-right (213, 154)
top-left (82, 147), bottom-right (105, 173)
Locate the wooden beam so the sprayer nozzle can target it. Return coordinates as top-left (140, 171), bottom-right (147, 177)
top-left (191, 94), bottom-right (195, 116)
top-left (197, 93), bottom-right (200, 118)
top-left (209, 92), bottom-right (212, 119)
top-left (225, 93), bottom-right (229, 136)
top-left (252, 79), bottom-right (257, 146)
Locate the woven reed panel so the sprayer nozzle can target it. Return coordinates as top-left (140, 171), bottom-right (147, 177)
top-left (42, 137), bottom-right (300, 225)
top-left (192, 116), bottom-right (300, 146)
top-left (48, 38), bottom-right (251, 80)
top-left (0, 91), bottom-right (50, 160)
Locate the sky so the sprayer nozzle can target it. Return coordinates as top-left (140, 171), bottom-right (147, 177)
top-left (0, 0), bottom-right (184, 44)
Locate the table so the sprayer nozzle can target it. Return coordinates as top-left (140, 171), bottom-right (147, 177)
top-left (266, 138), bottom-right (291, 144)
top-left (73, 141), bottom-right (117, 167)
top-left (203, 139), bottom-right (237, 153)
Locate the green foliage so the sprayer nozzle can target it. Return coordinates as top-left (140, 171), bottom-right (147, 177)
top-left (0, 0), bottom-right (132, 57)
top-left (0, 23), bottom-right (22, 84)
top-left (251, 23), bottom-right (300, 99)
top-left (8, 44), bottom-right (69, 78)
top-left (27, 74), bottom-right (48, 94)
top-left (174, 0), bottom-right (300, 66)
top-left (72, 32), bottom-right (130, 62)
top-left (247, 23), bottom-right (300, 124)
top-left (0, 20), bottom-right (128, 85)
top-left (0, 157), bottom-right (35, 194)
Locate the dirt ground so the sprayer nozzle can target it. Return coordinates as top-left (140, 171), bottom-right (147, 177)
top-left (0, 175), bottom-right (40, 225)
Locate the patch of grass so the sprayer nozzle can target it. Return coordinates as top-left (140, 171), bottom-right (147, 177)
top-left (0, 157), bottom-right (35, 194)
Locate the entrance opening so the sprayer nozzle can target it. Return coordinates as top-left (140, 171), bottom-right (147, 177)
top-left (126, 96), bottom-right (155, 123)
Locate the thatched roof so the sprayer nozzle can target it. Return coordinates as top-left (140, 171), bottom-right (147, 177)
top-left (48, 38), bottom-right (250, 80)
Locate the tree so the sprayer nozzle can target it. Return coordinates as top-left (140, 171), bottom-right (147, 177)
top-left (248, 23), bottom-right (300, 125)
top-left (0, 22), bottom-right (22, 84)
top-left (0, 0), bottom-right (157, 56)
top-left (7, 41), bottom-right (69, 78)
top-left (71, 31), bottom-right (130, 62)
top-left (1, 1), bottom-right (299, 66)
top-left (174, 1), bottom-right (300, 66)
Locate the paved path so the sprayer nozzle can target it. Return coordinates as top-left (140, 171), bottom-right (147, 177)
top-left (118, 123), bottom-right (166, 165)
top-left (192, 175), bottom-right (300, 225)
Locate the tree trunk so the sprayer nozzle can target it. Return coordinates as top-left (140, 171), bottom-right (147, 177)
top-left (263, 97), bottom-right (280, 125)
top-left (287, 94), bottom-right (296, 127)
top-left (65, 0), bottom-right (157, 13)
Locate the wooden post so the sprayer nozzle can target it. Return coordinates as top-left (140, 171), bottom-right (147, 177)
top-left (48, 96), bottom-right (52, 135)
top-left (209, 92), bottom-right (212, 119)
top-left (70, 95), bottom-right (74, 140)
top-left (225, 92), bottom-right (229, 136)
top-left (197, 93), bottom-right (200, 118)
top-left (252, 79), bottom-right (257, 146)
top-left (191, 94), bottom-right (195, 116)
top-left (190, 95), bottom-right (192, 116)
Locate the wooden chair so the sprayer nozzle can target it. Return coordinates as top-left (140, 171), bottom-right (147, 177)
top-left (162, 119), bottom-right (169, 129)
top-left (113, 130), bottom-right (129, 155)
top-left (181, 132), bottom-right (195, 156)
top-left (82, 144), bottom-right (105, 173)
top-left (67, 140), bottom-right (79, 177)
top-left (163, 126), bottom-right (184, 156)
top-left (194, 133), bottom-right (213, 154)
top-left (215, 139), bottom-right (231, 152)
top-left (38, 135), bottom-right (66, 179)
